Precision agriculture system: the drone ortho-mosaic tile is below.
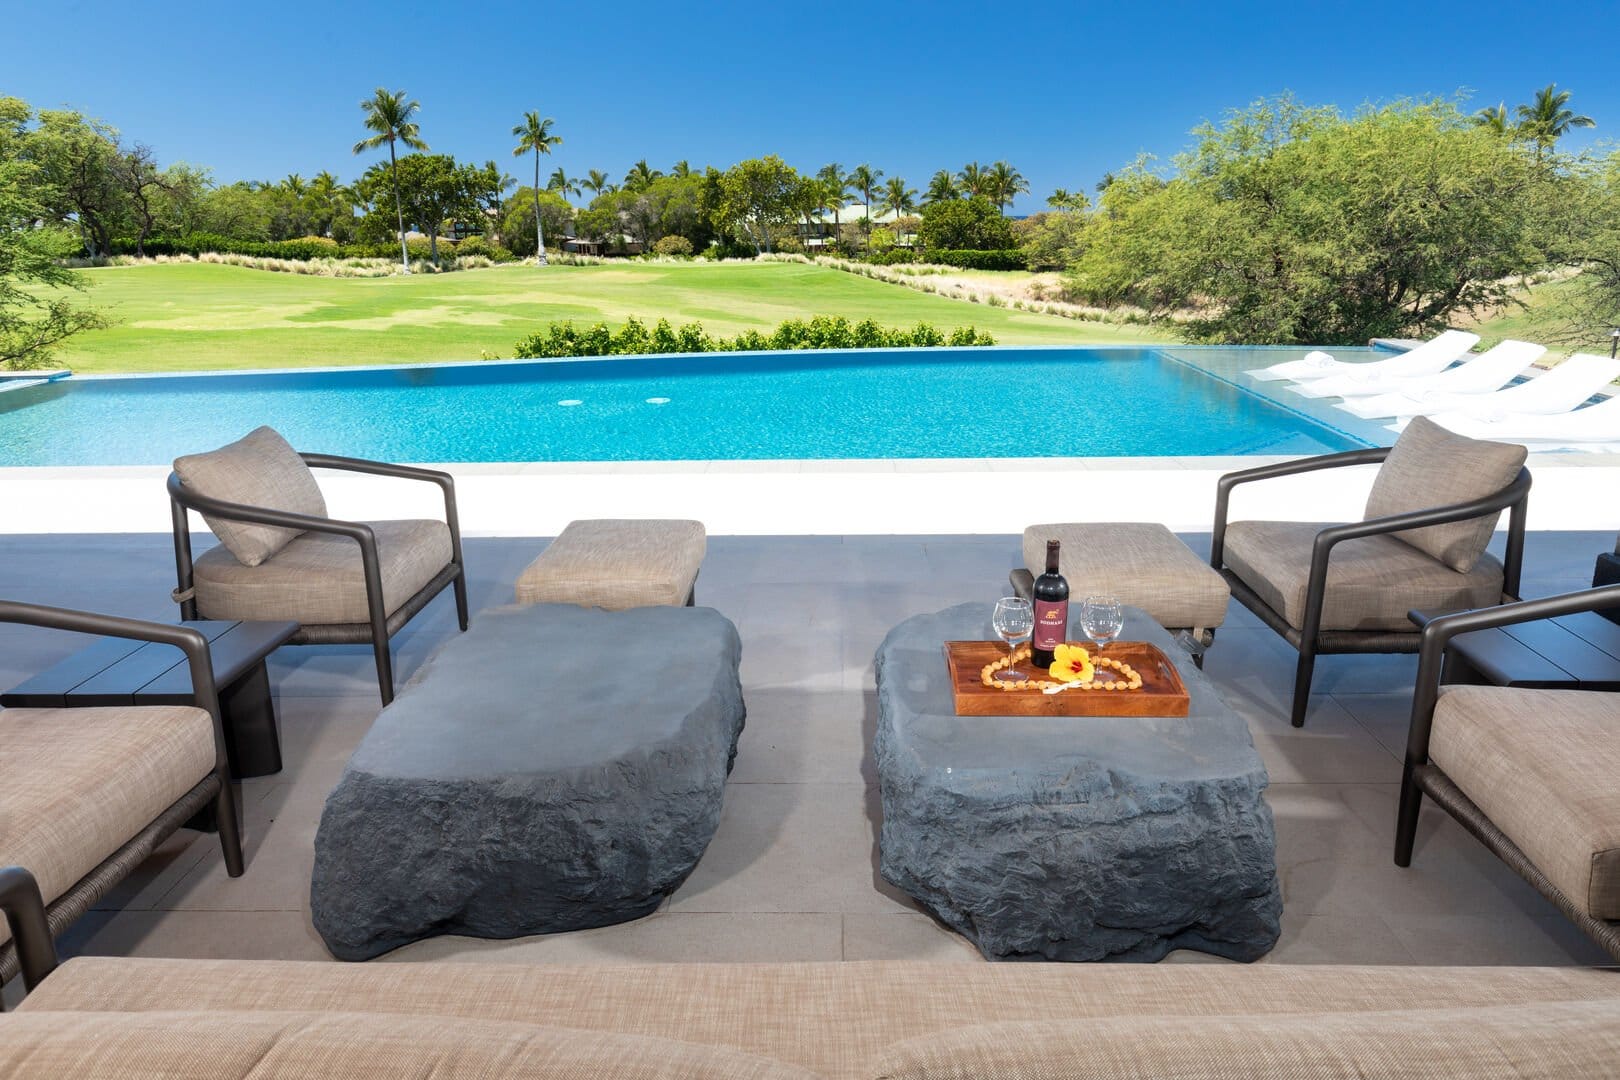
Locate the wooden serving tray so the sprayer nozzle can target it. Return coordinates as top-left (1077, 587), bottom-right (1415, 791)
top-left (942, 641), bottom-right (1190, 717)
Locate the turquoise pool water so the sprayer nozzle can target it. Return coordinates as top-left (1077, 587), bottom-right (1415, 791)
top-left (0, 346), bottom-right (1375, 465)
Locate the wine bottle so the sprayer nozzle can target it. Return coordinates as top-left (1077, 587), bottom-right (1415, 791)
top-left (1031, 539), bottom-right (1069, 670)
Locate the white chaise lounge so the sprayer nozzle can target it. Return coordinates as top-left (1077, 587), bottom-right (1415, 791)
top-left (1246, 330), bottom-right (1478, 383)
top-left (1334, 340), bottom-right (1547, 419)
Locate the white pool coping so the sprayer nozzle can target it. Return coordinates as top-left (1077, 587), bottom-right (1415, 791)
top-left (3, 454), bottom-right (1616, 537)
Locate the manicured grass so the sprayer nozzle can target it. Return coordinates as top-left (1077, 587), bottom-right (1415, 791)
top-left (51, 261), bottom-right (1168, 373)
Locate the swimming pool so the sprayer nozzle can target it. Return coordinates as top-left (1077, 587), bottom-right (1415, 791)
top-left (0, 346), bottom-right (1377, 465)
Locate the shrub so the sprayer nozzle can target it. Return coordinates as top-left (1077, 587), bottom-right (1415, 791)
top-left (512, 315), bottom-right (994, 359)
top-left (652, 235), bottom-right (695, 257)
top-left (454, 235), bottom-right (516, 262)
top-left (923, 249), bottom-right (1028, 271)
top-left (864, 249), bottom-right (918, 266)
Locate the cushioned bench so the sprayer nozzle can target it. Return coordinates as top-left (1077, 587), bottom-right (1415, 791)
top-left (1012, 523), bottom-right (1230, 644)
top-left (516, 519), bottom-right (706, 609)
top-left (310, 602), bottom-right (745, 960)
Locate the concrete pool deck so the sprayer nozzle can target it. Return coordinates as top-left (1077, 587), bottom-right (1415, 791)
top-left (4, 453), bottom-right (1618, 536)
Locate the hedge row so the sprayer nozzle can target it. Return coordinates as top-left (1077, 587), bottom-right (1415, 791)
top-left (108, 233), bottom-right (520, 262)
top-left (513, 315), bottom-right (995, 359)
top-left (861, 248), bottom-right (1029, 271)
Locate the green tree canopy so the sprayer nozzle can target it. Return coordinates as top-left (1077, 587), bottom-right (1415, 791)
top-left (718, 155), bottom-right (799, 254)
top-left (1068, 96), bottom-right (1552, 344)
top-left (918, 194), bottom-right (1015, 251)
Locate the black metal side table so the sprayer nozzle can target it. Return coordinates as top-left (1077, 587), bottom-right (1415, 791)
top-left (2, 619), bottom-right (300, 777)
top-left (1411, 609), bottom-right (1620, 691)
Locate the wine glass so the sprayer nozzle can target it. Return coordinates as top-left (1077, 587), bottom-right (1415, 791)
top-left (1080, 595), bottom-right (1125, 655)
top-left (991, 596), bottom-right (1034, 682)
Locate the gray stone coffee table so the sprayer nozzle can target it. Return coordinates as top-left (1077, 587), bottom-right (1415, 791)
top-left (311, 603), bottom-right (745, 961)
top-left (874, 602), bottom-right (1280, 962)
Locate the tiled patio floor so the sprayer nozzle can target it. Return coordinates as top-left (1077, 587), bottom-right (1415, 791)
top-left (2, 529), bottom-right (1612, 969)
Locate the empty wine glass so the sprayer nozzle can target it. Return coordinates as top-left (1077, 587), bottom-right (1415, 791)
top-left (1081, 595), bottom-right (1125, 654)
top-left (991, 596), bottom-right (1034, 682)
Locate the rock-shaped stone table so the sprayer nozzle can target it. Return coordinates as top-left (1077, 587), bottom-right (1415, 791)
top-left (311, 603), bottom-right (745, 960)
top-left (874, 603), bottom-right (1280, 962)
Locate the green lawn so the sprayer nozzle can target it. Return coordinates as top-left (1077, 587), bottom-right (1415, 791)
top-left (52, 261), bottom-right (1167, 373)
top-left (1461, 277), bottom-right (1612, 355)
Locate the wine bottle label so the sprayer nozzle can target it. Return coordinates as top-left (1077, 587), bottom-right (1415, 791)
top-left (1033, 600), bottom-right (1068, 651)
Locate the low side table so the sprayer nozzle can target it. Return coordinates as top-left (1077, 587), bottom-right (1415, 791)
top-left (1410, 609), bottom-right (1620, 690)
top-left (2, 619), bottom-right (300, 778)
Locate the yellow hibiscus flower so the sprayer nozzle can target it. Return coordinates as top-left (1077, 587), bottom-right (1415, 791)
top-left (1049, 643), bottom-right (1094, 684)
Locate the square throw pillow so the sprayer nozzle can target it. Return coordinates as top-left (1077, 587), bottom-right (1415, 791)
top-left (1363, 415), bottom-right (1527, 573)
top-left (173, 426), bottom-right (327, 567)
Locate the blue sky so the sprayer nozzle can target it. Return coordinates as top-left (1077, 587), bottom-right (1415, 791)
top-left (8, 0), bottom-right (1617, 212)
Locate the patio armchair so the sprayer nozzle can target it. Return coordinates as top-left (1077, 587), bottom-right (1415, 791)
top-left (1210, 417), bottom-right (1531, 727)
top-left (0, 601), bottom-right (244, 991)
top-left (167, 427), bottom-right (469, 704)
top-left (1394, 583), bottom-right (1620, 961)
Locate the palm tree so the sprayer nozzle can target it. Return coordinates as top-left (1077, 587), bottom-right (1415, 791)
top-left (548, 167), bottom-right (581, 201)
top-left (1046, 187), bottom-right (1088, 211)
top-left (583, 169), bottom-right (612, 198)
top-left (880, 176), bottom-right (917, 220)
top-left (957, 161), bottom-right (988, 199)
top-left (817, 163), bottom-right (851, 248)
top-left (1473, 103), bottom-right (1512, 136)
top-left (986, 161), bottom-right (1030, 214)
top-left (623, 158), bottom-right (663, 192)
top-left (281, 173), bottom-right (307, 197)
top-left (671, 159), bottom-right (693, 178)
top-left (848, 163), bottom-right (883, 229)
top-left (924, 169), bottom-right (959, 205)
top-left (353, 87), bottom-right (427, 271)
top-left (511, 111), bottom-right (562, 265)
top-left (1515, 83), bottom-right (1595, 157)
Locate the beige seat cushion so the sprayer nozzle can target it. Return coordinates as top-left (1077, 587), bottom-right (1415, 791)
top-left (173, 427), bottom-right (327, 568)
top-left (1363, 415), bottom-right (1526, 573)
top-left (517, 519), bottom-right (706, 610)
top-left (873, 1003), bottom-right (1620, 1079)
top-left (1224, 520), bottom-right (1504, 632)
top-left (25, 958), bottom-right (1620, 1080)
top-left (0, 706), bottom-right (215, 946)
top-left (1023, 523), bottom-right (1229, 630)
top-left (1431, 685), bottom-right (1620, 920)
top-left (193, 519), bottom-right (452, 625)
top-left (0, 1011), bottom-right (816, 1080)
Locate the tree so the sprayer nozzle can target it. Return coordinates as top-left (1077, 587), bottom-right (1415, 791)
top-left (1046, 187), bottom-right (1090, 212)
top-left (924, 169), bottom-right (959, 204)
top-left (880, 176), bottom-right (917, 219)
top-left (957, 161), bottom-right (988, 198)
top-left (357, 154), bottom-right (486, 264)
top-left (718, 155), bottom-right (799, 253)
top-left (848, 163), bottom-right (883, 229)
top-left (1069, 96), bottom-right (1551, 344)
top-left (583, 169), bottom-right (612, 198)
top-left (353, 87), bottom-right (427, 271)
top-left (0, 155), bottom-right (106, 368)
top-left (985, 161), bottom-right (1030, 214)
top-left (511, 110), bottom-right (561, 265)
top-left (623, 158), bottom-right (663, 193)
top-left (499, 188), bottom-right (575, 258)
top-left (671, 159), bottom-right (693, 178)
top-left (1473, 103), bottom-right (1512, 136)
top-left (547, 166), bottom-right (581, 201)
top-left (817, 163), bottom-right (851, 248)
top-left (28, 108), bottom-right (126, 256)
top-left (918, 195), bottom-right (1015, 250)
top-left (114, 144), bottom-right (171, 255)
top-left (1515, 83), bottom-right (1595, 158)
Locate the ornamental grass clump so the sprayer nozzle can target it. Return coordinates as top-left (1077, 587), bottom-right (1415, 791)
top-left (511, 315), bottom-right (993, 359)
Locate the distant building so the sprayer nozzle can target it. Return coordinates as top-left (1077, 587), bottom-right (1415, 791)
top-left (801, 203), bottom-right (918, 248)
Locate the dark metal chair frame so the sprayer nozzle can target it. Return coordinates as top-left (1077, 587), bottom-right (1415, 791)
top-left (168, 453), bottom-right (470, 705)
top-left (1394, 582), bottom-right (1620, 961)
top-left (1210, 448), bottom-right (1531, 727)
top-left (0, 602), bottom-right (245, 990)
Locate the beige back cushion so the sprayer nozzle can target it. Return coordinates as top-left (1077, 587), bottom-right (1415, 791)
top-left (173, 427), bottom-right (326, 567)
top-left (873, 1003), bottom-right (1620, 1080)
top-left (1363, 416), bottom-right (1526, 573)
top-left (0, 1011), bottom-right (818, 1080)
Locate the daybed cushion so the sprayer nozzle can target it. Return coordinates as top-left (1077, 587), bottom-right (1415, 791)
top-left (1430, 685), bottom-right (1620, 920)
top-left (1363, 415), bottom-right (1526, 573)
top-left (0, 1011), bottom-right (814, 1080)
top-left (0, 706), bottom-right (215, 946)
top-left (192, 518), bottom-right (451, 625)
top-left (1022, 522), bottom-right (1229, 630)
top-left (22, 958), bottom-right (1620, 1080)
top-left (173, 426), bottom-right (327, 568)
top-left (1222, 521), bottom-right (1504, 632)
top-left (516, 519), bottom-right (706, 609)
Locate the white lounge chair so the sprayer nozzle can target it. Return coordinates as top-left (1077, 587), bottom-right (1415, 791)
top-left (1388, 354), bottom-right (1620, 432)
top-left (1334, 340), bottom-right (1547, 419)
top-left (1246, 330), bottom-right (1478, 383)
top-left (1429, 393), bottom-right (1620, 447)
